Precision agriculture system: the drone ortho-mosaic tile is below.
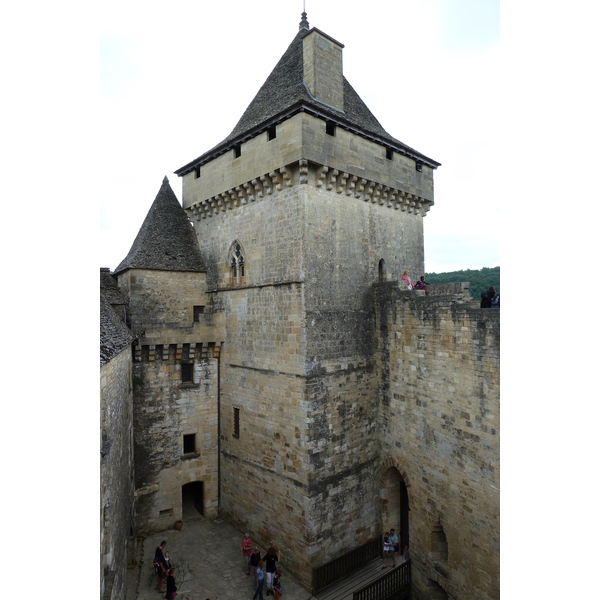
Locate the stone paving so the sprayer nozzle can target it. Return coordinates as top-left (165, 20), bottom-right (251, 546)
top-left (127, 516), bottom-right (317, 600)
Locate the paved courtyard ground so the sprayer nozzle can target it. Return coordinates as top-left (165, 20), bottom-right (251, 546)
top-left (127, 516), bottom-right (318, 600)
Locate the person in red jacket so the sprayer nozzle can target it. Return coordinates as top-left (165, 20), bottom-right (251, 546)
top-left (242, 533), bottom-right (254, 575)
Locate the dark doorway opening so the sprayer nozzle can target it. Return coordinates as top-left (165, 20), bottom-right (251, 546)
top-left (182, 482), bottom-right (204, 520)
top-left (400, 478), bottom-right (410, 551)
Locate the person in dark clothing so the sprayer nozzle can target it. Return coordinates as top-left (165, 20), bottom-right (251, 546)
top-left (262, 546), bottom-right (280, 596)
top-left (481, 286), bottom-right (496, 308)
top-left (250, 547), bottom-right (261, 590)
top-left (165, 567), bottom-right (177, 599)
top-left (154, 541), bottom-right (167, 592)
top-left (415, 276), bottom-right (430, 293)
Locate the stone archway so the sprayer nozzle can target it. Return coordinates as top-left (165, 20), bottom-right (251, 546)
top-left (380, 458), bottom-right (411, 552)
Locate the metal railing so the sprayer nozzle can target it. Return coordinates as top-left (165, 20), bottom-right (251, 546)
top-left (352, 560), bottom-right (411, 600)
top-left (312, 538), bottom-right (381, 595)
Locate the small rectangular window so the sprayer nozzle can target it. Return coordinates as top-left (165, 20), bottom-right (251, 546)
top-left (415, 160), bottom-right (423, 172)
top-left (193, 306), bottom-right (205, 322)
top-left (183, 433), bottom-right (196, 454)
top-left (268, 125), bottom-right (276, 141)
top-left (326, 121), bottom-right (336, 136)
top-left (386, 148), bottom-right (393, 160)
top-left (195, 165), bottom-right (201, 178)
top-left (181, 363), bottom-right (193, 383)
top-left (234, 143), bottom-right (241, 158)
top-left (233, 408), bottom-right (240, 439)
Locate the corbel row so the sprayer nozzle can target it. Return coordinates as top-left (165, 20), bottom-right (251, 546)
top-left (189, 166), bottom-right (294, 220)
top-left (134, 342), bottom-right (221, 362)
top-left (314, 164), bottom-right (431, 215)
top-left (188, 160), bottom-right (432, 220)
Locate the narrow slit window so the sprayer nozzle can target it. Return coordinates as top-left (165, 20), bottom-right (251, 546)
top-left (195, 165), bottom-right (201, 178)
top-left (326, 121), bottom-right (336, 136)
top-left (234, 143), bottom-right (241, 158)
top-left (233, 408), bottom-right (240, 439)
top-left (386, 148), bottom-right (393, 160)
top-left (268, 125), bottom-right (276, 141)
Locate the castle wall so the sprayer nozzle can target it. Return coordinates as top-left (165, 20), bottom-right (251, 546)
top-left (132, 347), bottom-right (220, 532)
top-left (376, 285), bottom-right (500, 600)
top-left (100, 345), bottom-right (135, 600)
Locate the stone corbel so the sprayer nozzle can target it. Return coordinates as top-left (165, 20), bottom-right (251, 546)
top-left (327, 169), bottom-right (339, 191)
top-left (299, 159), bottom-right (309, 185)
top-left (252, 178), bottom-right (263, 198)
top-left (337, 172), bottom-right (348, 193)
top-left (365, 181), bottom-right (375, 202)
top-left (236, 185), bottom-right (246, 205)
top-left (372, 183), bottom-right (382, 203)
top-left (228, 189), bottom-right (240, 207)
top-left (347, 175), bottom-right (358, 196)
top-left (316, 166), bottom-right (328, 188)
top-left (269, 171), bottom-right (283, 191)
top-left (243, 182), bottom-right (255, 202)
top-left (356, 178), bottom-right (366, 199)
top-left (280, 166), bottom-right (293, 187)
top-left (261, 175), bottom-right (272, 195)
top-left (381, 186), bottom-right (390, 205)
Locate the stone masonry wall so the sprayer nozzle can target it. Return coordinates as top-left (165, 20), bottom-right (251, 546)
top-left (376, 284), bottom-right (500, 600)
top-left (100, 346), bottom-right (135, 600)
top-left (133, 348), bottom-right (219, 533)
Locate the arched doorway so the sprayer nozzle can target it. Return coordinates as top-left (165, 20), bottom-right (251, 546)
top-left (182, 482), bottom-right (204, 520)
top-left (381, 466), bottom-right (410, 551)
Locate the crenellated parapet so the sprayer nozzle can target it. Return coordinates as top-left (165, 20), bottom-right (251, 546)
top-left (186, 159), bottom-right (433, 221)
top-left (134, 341), bottom-right (222, 363)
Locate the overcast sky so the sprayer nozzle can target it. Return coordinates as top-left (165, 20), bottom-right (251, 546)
top-left (99, 0), bottom-right (500, 274)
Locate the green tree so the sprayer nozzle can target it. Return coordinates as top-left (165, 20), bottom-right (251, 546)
top-left (424, 266), bottom-right (500, 300)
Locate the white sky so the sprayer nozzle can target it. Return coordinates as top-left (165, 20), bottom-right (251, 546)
top-left (99, 0), bottom-right (501, 274)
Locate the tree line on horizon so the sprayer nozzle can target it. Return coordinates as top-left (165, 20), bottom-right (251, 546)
top-left (424, 266), bottom-right (500, 300)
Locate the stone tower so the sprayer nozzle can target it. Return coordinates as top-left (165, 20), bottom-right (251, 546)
top-left (174, 16), bottom-right (440, 585)
top-left (113, 177), bottom-right (225, 532)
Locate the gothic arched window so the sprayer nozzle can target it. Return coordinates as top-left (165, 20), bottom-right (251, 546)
top-left (229, 241), bottom-right (246, 286)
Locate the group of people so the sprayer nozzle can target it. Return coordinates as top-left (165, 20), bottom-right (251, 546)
top-left (154, 541), bottom-right (178, 599)
top-left (242, 533), bottom-right (283, 600)
top-left (401, 270), bottom-right (430, 294)
top-left (382, 528), bottom-right (409, 569)
top-left (480, 286), bottom-right (500, 308)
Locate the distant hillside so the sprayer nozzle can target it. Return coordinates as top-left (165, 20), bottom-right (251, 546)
top-left (424, 266), bottom-right (500, 300)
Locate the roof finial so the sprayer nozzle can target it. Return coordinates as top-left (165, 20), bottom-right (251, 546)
top-left (299, 2), bottom-right (309, 31)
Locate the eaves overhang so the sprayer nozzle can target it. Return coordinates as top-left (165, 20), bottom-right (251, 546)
top-left (174, 101), bottom-right (441, 178)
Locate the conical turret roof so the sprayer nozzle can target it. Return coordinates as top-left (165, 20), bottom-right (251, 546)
top-left (114, 177), bottom-right (204, 274)
top-left (176, 18), bottom-right (439, 176)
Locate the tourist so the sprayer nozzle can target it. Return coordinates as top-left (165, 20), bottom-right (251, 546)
top-left (165, 567), bottom-right (177, 599)
top-left (389, 529), bottom-right (399, 565)
top-left (250, 547), bottom-right (261, 589)
top-left (401, 270), bottom-right (413, 290)
top-left (402, 544), bottom-right (410, 563)
top-left (414, 276), bottom-right (429, 294)
top-left (242, 533), bottom-right (254, 575)
top-left (164, 551), bottom-right (172, 571)
top-left (253, 559), bottom-right (265, 600)
top-left (262, 546), bottom-right (280, 596)
top-left (480, 286), bottom-right (496, 308)
top-left (154, 541), bottom-right (167, 592)
top-left (273, 570), bottom-right (283, 599)
top-left (382, 532), bottom-right (391, 569)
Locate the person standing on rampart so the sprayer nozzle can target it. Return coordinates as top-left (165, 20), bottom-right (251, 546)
top-left (401, 270), bottom-right (414, 290)
top-left (481, 286), bottom-right (496, 308)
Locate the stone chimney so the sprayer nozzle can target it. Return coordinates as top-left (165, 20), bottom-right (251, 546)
top-left (302, 29), bottom-right (344, 112)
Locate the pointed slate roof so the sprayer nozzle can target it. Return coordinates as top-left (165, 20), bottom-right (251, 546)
top-left (100, 291), bottom-right (133, 366)
top-left (114, 177), bottom-right (205, 274)
top-left (176, 19), bottom-right (439, 176)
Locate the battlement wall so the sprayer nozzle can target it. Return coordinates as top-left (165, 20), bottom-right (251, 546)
top-left (375, 285), bottom-right (500, 600)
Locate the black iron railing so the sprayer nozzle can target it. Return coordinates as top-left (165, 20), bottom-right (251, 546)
top-left (353, 560), bottom-right (411, 600)
top-left (312, 538), bottom-right (381, 594)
